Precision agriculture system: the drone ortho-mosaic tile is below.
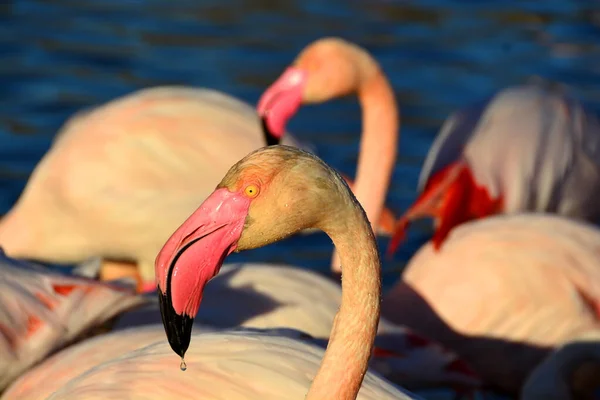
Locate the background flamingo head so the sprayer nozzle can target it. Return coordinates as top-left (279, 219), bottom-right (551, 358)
top-left (257, 37), bottom-right (375, 139)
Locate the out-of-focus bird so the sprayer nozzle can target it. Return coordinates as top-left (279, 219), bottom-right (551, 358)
top-left (4, 326), bottom-right (422, 400)
top-left (388, 84), bottom-right (600, 255)
top-left (0, 37), bottom-right (399, 291)
top-left (0, 249), bottom-right (144, 391)
top-left (2, 321), bottom-right (483, 400)
top-left (258, 37), bottom-right (399, 272)
top-left (383, 213), bottom-right (600, 394)
top-left (107, 263), bottom-right (482, 394)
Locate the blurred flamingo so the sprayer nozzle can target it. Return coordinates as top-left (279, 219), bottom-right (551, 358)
top-left (384, 213), bottom-right (600, 394)
top-left (0, 249), bottom-right (143, 391)
top-left (2, 320), bottom-right (482, 400)
top-left (108, 263), bottom-right (482, 394)
top-left (0, 37), bottom-right (399, 291)
top-left (388, 84), bottom-right (600, 255)
top-left (4, 326), bottom-right (421, 400)
top-left (258, 36), bottom-right (399, 272)
top-left (0, 256), bottom-right (480, 398)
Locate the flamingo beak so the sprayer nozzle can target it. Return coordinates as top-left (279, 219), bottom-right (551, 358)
top-left (257, 67), bottom-right (307, 143)
top-left (155, 188), bottom-right (251, 359)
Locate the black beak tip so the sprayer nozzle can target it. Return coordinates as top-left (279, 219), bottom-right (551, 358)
top-left (261, 115), bottom-right (280, 147)
top-left (158, 289), bottom-right (194, 359)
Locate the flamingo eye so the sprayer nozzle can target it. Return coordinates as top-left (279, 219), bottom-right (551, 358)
top-left (244, 184), bottom-right (260, 198)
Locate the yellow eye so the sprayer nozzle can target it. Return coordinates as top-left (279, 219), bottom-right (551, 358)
top-left (244, 184), bottom-right (260, 198)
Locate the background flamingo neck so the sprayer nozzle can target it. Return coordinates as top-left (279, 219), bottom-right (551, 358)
top-left (355, 69), bottom-right (399, 233)
top-left (330, 68), bottom-right (399, 271)
top-left (310, 207), bottom-right (381, 400)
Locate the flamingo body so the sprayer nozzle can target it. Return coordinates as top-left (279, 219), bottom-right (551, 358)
top-left (0, 37), bottom-right (400, 286)
top-left (384, 213), bottom-right (600, 393)
top-left (0, 77), bottom-right (397, 287)
top-left (106, 263), bottom-right (481, 392)
top-left (0, 87), bottom-right (305, 285)
top-left (0, 250), bottom-right (143, 391)
top-left (4, 326), bottom-right (420, 400)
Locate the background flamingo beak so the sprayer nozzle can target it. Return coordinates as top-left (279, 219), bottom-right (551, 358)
top-left (257, 66), bottom-right (307, 140)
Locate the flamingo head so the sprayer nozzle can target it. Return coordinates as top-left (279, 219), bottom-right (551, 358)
top-left (257, 37), bottom-right (372, 143)
top-left (156, 145), bottom-right (350, 359)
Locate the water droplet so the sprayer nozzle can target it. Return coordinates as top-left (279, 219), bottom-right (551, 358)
top-left (180, 358), bottom-right (187, 371)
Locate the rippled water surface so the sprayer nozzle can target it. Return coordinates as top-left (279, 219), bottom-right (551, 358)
top-left (2, 1), bottom-right (600, 398)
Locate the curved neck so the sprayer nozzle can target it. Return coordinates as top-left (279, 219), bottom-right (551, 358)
top-left (331, 65), bottom-right (399, 271)
top-left (355, 66), bottom-right (399, 234)
top-left (309, 204), bottom-right (381, 399)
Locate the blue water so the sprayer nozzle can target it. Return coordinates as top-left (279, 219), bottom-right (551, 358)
top-left (2, 1), bottom-right (600, 398)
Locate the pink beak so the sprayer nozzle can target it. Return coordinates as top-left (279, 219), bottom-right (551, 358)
top-left (155, 188), bottom-right (251, 358)
top-left (257, 67), bottom-right (307, 141)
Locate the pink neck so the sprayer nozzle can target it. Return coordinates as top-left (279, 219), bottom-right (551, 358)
top-left (309, 207), bottom-right (381, 399)
top-left (355, 69), bottom-right (399, 229)
top-left (331, 68), bottom-right (399, 271)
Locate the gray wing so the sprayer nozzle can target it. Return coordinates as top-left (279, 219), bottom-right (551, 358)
top-left (567, 94), bottom-right (600, 167)
top-left (417, 98), bottom-right (491, 191)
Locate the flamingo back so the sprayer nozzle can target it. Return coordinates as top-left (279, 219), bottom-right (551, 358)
top-left (0, 87), bottom-right (308, 282)
top-left (7, 327), bottom-right (420, 400)
top-left (0, 251), bottom-right (145, 391)
top-left (401, 214), bottom-right (600, 345)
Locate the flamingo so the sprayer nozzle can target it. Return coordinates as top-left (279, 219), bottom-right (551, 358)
top-left (257, 37), bottom-right (399, 272)
top-left (0, 249), bottom-right (143, 391)
top-left (0, 37), bottom-right (399, 291)
top-left (388, 84), bottom-right (600, 255)
top-left (521, 329), bottom-right (600, 400)
top-left (383, 213), bottom-right (600, 394)
top-left (150, 144), bottom-right (401, 399)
